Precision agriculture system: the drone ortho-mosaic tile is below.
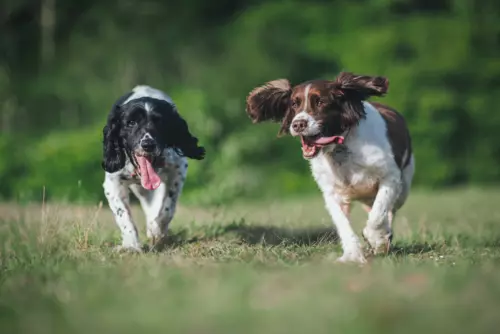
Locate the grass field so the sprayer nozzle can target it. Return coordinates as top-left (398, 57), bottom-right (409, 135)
top-left (1, 187), bottom-right (500, 334)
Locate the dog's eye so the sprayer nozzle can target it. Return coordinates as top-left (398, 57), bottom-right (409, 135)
top-left (127, 120), bottom-right (137, 127)
top-left (316, 99), bottom-right (324, 107)
top-left (291, 98), bottom-right (300, 108)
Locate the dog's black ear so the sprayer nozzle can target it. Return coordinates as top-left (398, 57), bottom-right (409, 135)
top-left (102, 95), bottom-right (130, 172)
top-left (167, 112), bottom-right (205, 160)
top-left (102, 111), bottom-right (125, 172)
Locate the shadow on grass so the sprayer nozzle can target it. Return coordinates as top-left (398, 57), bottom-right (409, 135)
top-left (389, 243), bottom-right (437, 257)
top-left (142, 221), bottom-right (340, 252)
top-left (166, 223), bottom-right (445, 257)
top-left (388, 233), bottom-right (500, 257)
top-left (104, 220), bottom-right (449, 256)
top-left (219, 224), bottom-right (338, 246)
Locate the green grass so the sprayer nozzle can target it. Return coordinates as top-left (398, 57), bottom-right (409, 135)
top-left (1, 187), bottom-right (500, 334)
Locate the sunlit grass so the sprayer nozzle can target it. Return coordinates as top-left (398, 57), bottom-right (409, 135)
top-left (1, 187), bottom-right (500, 333)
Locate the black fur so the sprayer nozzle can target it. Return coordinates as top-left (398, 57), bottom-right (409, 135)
top-left (165, 110), bottom-right (206, 160)
top-left (101, 92), bottom-right (205, 173)
top-left (101, 92), bottom-right (133, 172)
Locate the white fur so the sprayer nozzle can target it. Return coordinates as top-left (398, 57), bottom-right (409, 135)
top-left (103, 86), bottom-right (187, 252)
top-left (303, 84), bottom-right (311, 111)
top-left (144, 101), bottom-right (152, 112)
top-left (298, 102), bottom-right (414, 263)
top-left (290, 111), bottom-right (322, 137)
top-left (124, 85), bottom-right (174, 105)
top-left (140, 132), bottom-right (153, 146)
top-left (103, 152), bottom-right (187, 252)
top-left (290, 84), bottom-right (323, 137)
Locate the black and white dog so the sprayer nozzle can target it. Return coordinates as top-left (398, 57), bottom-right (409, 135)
top-left (101, 85), bottom-right (205, 252)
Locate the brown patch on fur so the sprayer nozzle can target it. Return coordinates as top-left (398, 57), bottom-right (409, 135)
top-left (245, 79), bottom-right (292, 124)
top-left (331, 72), bottom-right (389, 132)
top-left (245, 72), bottom-right (392, 139)
top-left (345, 184), bottom-right (379, 203)
top-left (333, 72), bottom-right (389, 98)
top-left (370, 102), bottom-right (412, 169)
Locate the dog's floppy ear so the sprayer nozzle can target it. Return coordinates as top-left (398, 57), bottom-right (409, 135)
top-left (102, 107), bottom-right (126, 172)
top-left (332, 72), bottom-right (389, 99)
top-left (246, 79), bottom-right (292, 136)
top-left (101, 92), bottom-right (132, 172)
top-left (166, 112), bottom-right (206, 160)
top-left (330, 72), bottom-right (389, 131)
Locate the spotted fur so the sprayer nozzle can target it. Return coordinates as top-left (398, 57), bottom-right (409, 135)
top-left (102, 85), bottom-right (204, 251)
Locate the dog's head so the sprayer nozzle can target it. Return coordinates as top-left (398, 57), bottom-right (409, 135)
top-left (102, 96), bottom-right (205, 189)
top-left (246, 72), bottom-right (389, 159)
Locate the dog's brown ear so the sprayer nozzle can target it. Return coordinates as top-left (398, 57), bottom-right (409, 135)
top-left (246, 79), bottom-right (292, 124)
top-left (333, 72), bottom-right (389, 99)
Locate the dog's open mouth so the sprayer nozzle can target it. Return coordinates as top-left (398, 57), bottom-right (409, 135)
top-left (133, 153), bottom-right (161, 190)
top-left (300, 135), bottom-right (345, 159)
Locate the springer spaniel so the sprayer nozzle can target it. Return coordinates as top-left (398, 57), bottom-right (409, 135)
top-left (246, 72), bottom-right (414, 264)
top-left (101, 85), bottom-right (205, 252)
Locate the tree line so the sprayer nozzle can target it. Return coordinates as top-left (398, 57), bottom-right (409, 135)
top-left (0, 0), bottom-right (499, 204)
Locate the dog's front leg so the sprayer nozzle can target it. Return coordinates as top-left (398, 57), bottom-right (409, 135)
top-left (103, 175), bottom-right (142, 252)
top-left (363, 174), bottom-right (402, 254)
top-left (146, 159), bottom-right (188, 249)
top-left (322, 193), bottom-right (366, 264)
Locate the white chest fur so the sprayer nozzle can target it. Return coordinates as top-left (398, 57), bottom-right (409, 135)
top-left (309, 102), bottom-right (400, 204)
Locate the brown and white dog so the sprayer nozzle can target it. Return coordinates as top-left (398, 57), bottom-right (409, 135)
top-left (245, 72), bottom-right (414, 264)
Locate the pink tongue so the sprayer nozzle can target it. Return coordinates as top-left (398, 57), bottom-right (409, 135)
top-left (313, 135), bottom-right (345, 146)
top-left (136, 156), bottom-right (161, 190)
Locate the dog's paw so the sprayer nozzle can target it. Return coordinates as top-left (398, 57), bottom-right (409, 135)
top-left (147, 235), bottom-right (168, 252)
top-left (113, 244), bottom-right (143, 254)
top-left (335, 249), bottom-right (368, 265)
top-left (362, 227), bottom-right (392, 255)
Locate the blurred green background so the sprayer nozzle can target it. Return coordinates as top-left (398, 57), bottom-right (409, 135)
top-left (1, 0), bottom-right (499, 205)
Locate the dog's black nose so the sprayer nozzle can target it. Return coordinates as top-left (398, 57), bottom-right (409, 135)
top-left (292, 119), bottom-right (308, 133)
top-left (141, 138), bottom-right (156, 152)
